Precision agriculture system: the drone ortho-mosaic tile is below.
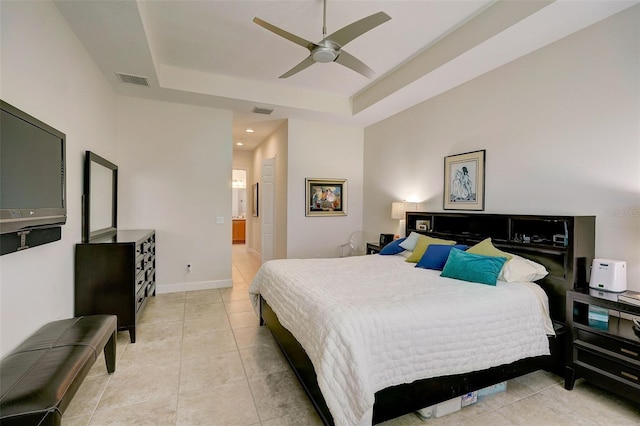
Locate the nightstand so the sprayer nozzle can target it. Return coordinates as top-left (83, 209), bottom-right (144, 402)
top-left (565, 290), bottom-right (640, 403)
top-left (366, 243), bottom-right (382, 255)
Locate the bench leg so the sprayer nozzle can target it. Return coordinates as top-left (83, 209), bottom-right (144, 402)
top-left (103, 330), bottom-right (117, 374)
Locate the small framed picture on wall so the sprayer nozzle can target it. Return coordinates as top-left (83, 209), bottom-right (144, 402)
top-left (305, 178), bottom-right (347, 216)
top-left (252, 183), bottom-right (259, 217)
top-left (444, 149), bottom-right (486, 211)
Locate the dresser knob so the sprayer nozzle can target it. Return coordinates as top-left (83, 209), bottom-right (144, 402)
top-left (621, 348), bottom-right (638, 357)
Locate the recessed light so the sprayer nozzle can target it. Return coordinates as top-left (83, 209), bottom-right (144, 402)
top-left (236, 142), bottom-right (244, 146)
top-left (245, 128), bottom-right (254, 133)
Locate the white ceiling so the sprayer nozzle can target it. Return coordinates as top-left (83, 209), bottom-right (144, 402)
top-left (54, 0), bottom-right (637, 151)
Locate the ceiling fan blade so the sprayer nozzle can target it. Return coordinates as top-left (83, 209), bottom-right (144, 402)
top-left (253, 17), bottom-right (315, 50)
top-left (279, 56), bottom-right (316, 79)
top-left (334, 50), bottom-right (375, 79)
top-left (327, 11), bottom-right (391, 47)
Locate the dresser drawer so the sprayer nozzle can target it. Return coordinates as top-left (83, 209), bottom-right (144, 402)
top-left (135, 287), bottom-right (146, 313)
top-left (576, 328), bottom-right (640, 363)
top-left (577, 347), bottom-right (640, 385)
top-left (135, 270), bottom-right (146, 295)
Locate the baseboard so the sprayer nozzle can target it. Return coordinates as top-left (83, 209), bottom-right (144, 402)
top-left (156, 279), bottom-right (232, 294)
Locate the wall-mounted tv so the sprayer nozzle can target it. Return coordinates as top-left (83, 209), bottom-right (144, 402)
top-left (0, 100), bottom-right (67, 237)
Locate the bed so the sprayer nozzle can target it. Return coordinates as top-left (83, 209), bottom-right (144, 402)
top-left (249, 212), bottom-right (595, 425)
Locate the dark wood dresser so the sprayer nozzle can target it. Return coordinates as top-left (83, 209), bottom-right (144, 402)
top-left (565, 290), bottom-right (640, 403)
top-left (75, 229), bottom-right (156, 343)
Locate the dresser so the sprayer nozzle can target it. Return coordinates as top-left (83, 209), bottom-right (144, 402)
top-left (75, 230), bottom-right (156, 343)
top-left (565, 290), bottom-right (640, 403)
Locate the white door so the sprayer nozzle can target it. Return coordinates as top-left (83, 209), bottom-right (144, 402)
top-left (261, 157), bottom-right (275, 263)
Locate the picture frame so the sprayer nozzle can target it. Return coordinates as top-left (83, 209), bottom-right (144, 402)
top-left (416, 219), bottom-right (431, 232)
top-left (305, 178), bottom-right (347, 216)
top-left (251, 183), bottom-right (259, 217)
top-left (444, 149), bottom-right (486, 211)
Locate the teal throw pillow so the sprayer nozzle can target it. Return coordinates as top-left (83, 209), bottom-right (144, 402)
top-left (440, 248), bottom-right (507, 286)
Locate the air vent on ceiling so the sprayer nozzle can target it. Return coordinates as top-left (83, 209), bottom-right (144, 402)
top-left (252, 106), bottom-right (274, 115)
top-left (115, 72), bottom-right (150, 87)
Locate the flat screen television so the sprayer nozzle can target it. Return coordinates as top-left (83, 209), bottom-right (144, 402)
top-left (0, 100), bottom-right (67, 235)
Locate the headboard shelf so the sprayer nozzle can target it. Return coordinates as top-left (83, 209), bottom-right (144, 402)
top-left (406, 212), bottom-right (595, 323)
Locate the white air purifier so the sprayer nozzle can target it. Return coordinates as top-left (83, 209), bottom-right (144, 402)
top-left (589, 259), bottom-right (627, 293)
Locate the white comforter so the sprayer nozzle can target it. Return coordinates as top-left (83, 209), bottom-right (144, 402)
top-left (249, 254), bottom-right (552, 426)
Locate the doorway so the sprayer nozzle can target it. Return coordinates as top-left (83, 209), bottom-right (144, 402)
top-left (232, 169), bottom-right (247, 244)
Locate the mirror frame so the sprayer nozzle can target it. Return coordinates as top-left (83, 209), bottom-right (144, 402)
top-left (82, 151), bottom-right (118, 242)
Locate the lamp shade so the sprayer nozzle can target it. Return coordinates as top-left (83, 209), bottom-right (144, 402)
top-left (391, 202), bottom-right (417, 220)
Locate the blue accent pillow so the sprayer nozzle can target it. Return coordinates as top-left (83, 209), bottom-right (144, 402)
top-left (440, 248), bottom-right (508, 286)
top-left (415, 244), bottom-right (469, 270)
top-left (379, 237), bottom-right (407, 255)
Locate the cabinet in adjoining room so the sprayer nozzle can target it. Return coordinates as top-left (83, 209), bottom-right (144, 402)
top-left (233, 219), bottom-right (246, 244)
top-left (75, 229), bottom-right (156, 343)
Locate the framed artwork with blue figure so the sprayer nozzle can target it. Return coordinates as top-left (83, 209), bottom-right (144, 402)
top-left (444, 150), bottom-right (485, 211)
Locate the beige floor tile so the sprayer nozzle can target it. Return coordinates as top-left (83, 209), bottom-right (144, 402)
top-left (117, 339), bottom-right (182, 371)
top-left (184, 301), bottom-right (227, 318)
top-left (179, 350), bottom-right (246, 393)
top-left (229, 310), bottom-right (260, 329)
top-left (224, 298), bottom-right (255, 314)
top-left (221, 286), bottom-right (251, 302)
top-left (89, 397), bottom-right (178, 426)
top-left (183, 313), bottom-right (231, 336)
top-left (260, 407), bottom-right (324, 426)
top-left (248, 370), bottom-right (313, 423)
top-left (233, 325), bottom-right (277, 350)
top-left (96, 362), bottom-right (180, 411)
top-left (134, 319), bottom-right (184, 345)
top-left (140, 304), bottom-right (184, 324)
top-left (185, 288), bottom-right (222, 305)
top-left (61, 414), bottom-right (91, 426)
top-left (147, 292), bottom-right (186, 308)
top-left (541, 379), bottom-right (640, 425)
top-left (177, 380), bottom-right (260, 425)
top-left (182, 329), bottom-right (238, 359)
top-left (494, 391), bottom-right (594, 425)
top-left (378, 413), bottom-right (428, 425)
top-left (240, 344), bottom-right (289, 378)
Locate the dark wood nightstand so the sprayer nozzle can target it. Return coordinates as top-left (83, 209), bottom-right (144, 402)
top-left (366, 243), bottom-right (382, 255)
top-left (565, 290), bottom-right (640, 403)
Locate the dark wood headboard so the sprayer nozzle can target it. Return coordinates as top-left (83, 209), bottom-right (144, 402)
top-left (405, 212), bottom-right (595, 323)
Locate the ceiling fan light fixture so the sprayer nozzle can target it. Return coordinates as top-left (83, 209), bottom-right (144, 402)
top-left (312, 46), bottom-right (337, 63)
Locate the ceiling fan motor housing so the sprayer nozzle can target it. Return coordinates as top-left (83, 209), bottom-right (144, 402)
top-left (312, 45), bottom-right (338, 63)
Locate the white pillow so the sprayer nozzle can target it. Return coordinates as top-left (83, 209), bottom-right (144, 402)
top-left (499, 254), bottom-right (548, 282)
top-left (399, 232), bottom-right (421, 251)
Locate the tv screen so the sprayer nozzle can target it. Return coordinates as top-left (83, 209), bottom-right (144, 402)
top-left (0, 100), bottom-right (66, 234)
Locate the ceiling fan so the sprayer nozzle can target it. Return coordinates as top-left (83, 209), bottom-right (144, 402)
top-left (253, 0), bottom-right (391, 79)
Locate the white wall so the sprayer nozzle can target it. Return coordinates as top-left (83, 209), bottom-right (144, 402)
top-left (287, 119), bottom-right (364, 258)
top-left (364, 6), bottom-right (640, 288)
top-left (0, 1), bottom-right (117, 356)
top-left (116, 96), bottom-right (233, 293)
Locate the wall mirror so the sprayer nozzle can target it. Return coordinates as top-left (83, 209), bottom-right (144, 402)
top-left (82, 151), bottom-right (118, 242)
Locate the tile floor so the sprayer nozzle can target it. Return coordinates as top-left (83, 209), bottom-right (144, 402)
top-left (63, 245), bottom-right (639, 425)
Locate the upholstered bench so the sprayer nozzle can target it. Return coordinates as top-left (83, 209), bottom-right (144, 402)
top-left (0, 315), bottom-right (117, 426)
